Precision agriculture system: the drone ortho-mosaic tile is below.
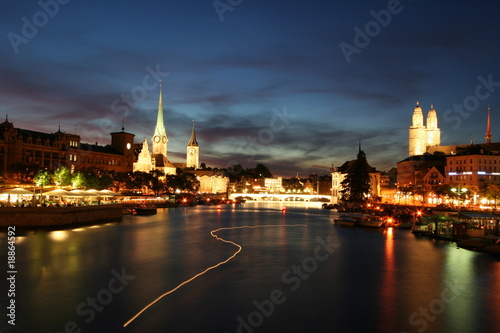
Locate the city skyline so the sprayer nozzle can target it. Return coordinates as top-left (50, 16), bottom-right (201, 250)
top-left (1, 0), bottom-right (499, 177)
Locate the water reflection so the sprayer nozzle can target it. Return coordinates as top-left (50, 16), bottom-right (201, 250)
top-left (48, 230), bottom-right (69, 241)
top-left (1, 203), bottom-right (500, 333)
top-left (379, 227), bottom-right (396, 331)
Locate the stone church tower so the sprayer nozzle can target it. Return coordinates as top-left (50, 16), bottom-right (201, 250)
top-left (186, 121), bottom-right (199, 169)
top-left (150, 83), bottom-right (176, 175)
top-left (409, 102), bottom-right (441, 156)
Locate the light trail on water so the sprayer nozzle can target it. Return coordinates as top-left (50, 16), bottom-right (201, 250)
top-left (123, 223), bottom-right (307, 327)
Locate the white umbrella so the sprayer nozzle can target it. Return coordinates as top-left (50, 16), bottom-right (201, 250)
top-left (0, 187), bottom-right (35, 195)
top-left (43, 189), bottom-right (72, 196)
top-left (67, 190), bottom-right (87, 197)
top-left (82, 190), bottom-right (100, 197)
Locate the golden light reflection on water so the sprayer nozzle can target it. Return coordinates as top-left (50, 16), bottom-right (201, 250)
top-left (380, 227), bottom-right (396, 330)
top-left (48, 230), bottom-right (69, 242)
top-left (489, 263), bottom-right (500, 332)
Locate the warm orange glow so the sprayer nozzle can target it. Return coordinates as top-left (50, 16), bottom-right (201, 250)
top-left (123, 223), bottom-right (307, 328)
top-left (49, 230), bottom-right (69, 242)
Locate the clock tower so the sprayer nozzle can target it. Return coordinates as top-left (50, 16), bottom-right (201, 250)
top-left (186, 121), bottom-right (199, 169)
top-left (152, 83), bottom-right (168, 156)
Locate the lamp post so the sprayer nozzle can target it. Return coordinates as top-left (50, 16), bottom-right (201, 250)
top-left (451, 184), bottom-right (467, 217)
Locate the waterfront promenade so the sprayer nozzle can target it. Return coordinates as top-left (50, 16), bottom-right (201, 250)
top-left (0, 204), bottom-right (123, 227)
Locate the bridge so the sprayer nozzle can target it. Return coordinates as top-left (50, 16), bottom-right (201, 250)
top-left (228, 193), bottom-right (332, 202)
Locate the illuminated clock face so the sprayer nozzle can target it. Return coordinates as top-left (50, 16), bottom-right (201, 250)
top-left (154, 136), bottom-right (160, 143)
top-left (188, 148), bottom-right (196, 156)
top-left (126, 143), bottom-right (131, 149)
top-left (162, 137), bottom-right (167, 143)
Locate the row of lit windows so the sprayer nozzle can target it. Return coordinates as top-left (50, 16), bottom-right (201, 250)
top-left (69, 140), bottom-right (79, 147)
top-left (449, 175), bottom-right (499, 181)
top-left (449, 158), bottom-right (498, 165)
top-left (85, 157), bottom-right (121, 166)
top-left (448, 166), bottom-right (499, 172)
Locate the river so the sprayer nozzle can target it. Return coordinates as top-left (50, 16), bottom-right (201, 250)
top-left (1, 202), bottom-right (499, 333)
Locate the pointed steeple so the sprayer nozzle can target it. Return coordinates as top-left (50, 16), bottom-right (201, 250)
top-left (152, 82), bottom-right (168, 156)
top-left (357, 136), bottom-right (366, 160)
top-left (485, 105), bottom-right (492, 145)
top-left (153, 82), bottom-right (167, 138)
top-left (411, 101), bottom-right (424, 127)
top-left (188, 121), bottom-right (198, 147)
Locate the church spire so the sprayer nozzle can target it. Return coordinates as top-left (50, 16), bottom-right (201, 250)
top-left (154, 82), bottom-right (166, 137)
top-left (152, 82), bottom-right (168, 156)
top-left (188, 121), bottom-right (198, 146)
top-left (485, 105), bottom-right (492, 145)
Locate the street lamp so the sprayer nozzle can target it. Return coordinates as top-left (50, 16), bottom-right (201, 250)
top-left (451, 184), bottom-right (467, 215)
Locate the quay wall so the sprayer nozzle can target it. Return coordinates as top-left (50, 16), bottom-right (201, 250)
top-left (0, 204), bottom-right (123, 227)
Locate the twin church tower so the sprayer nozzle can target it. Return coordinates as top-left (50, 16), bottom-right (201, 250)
top-left (134, 83), bottom-right (199, 174)
top-left (408, 102), bottom-right (441, 156)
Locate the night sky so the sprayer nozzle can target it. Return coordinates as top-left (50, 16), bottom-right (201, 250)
top-left (1, 0), bottom-right (499, 176)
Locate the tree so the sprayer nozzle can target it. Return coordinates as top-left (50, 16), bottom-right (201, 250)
top-left (71, 171), bottom-right (87, 188)
top-left (227, 164), bottom-right (245, 180)
top-left (397, 184), bottom-right (414, 205)
top-left (34, 169), bottom-right (52, 187)
top-left (254, 163), bottom-right (273, 178)
top-left (282, 177), bottom-right (304, 192)
top-left (8, 163), bottom-right (39, 183)
top-left (340, 149), bottom-right (371, 202)
top-left (432, 184), bottom-right (451, 201)
top-left (52, 167), bottom-right (72, 187)
top-left (480, 184), bottom-right (500, 209)
top-left (165, 172), bottom-right (200, 193)
top-left (149, 170), bottom-right (166, 195)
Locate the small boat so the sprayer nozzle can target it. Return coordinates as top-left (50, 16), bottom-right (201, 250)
top-left (357, 214), bottom-right (385, 228)
top-left (133, 204), bottom-right (157, 215)
top-left (334, 214), bottom-right (357, 227)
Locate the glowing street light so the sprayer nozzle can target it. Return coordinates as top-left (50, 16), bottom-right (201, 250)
top-left (451, 185), bottom-right (467, 215)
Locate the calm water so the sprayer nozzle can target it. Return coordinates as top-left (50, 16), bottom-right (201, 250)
top-left (1, 202), bottom-right (499, 333)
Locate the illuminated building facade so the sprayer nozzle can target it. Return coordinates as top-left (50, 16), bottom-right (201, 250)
top-left (400, 106), bottom-right (499, 188)
top-left (0, 117), bottom-right (135, 176)
top-left (186, 121), bottom-right (199, 169)
top-left (150, 83), bottom-right (176, 175)
top-left (397, 153), bottom-right (446, 186)
top-left (445, 145), bottom-right (500, 187)
top-left (408, 102), bottom-right (441, 156)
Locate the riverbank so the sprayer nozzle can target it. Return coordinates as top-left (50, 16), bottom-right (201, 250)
top-left (0, 204), bottom-right (123, 227)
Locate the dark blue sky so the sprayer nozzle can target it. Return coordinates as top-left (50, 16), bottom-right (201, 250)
top-left (1, 0), bottom-right (499, 176)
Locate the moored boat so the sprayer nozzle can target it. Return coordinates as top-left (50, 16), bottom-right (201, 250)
top-left (133, 204), bottom-right (157, 215)
top-left (357, 214), bottom-right (385, 228)
top-left (334, 213), bottom-right (357, 227)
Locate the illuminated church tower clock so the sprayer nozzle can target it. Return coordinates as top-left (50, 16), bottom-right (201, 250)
top-left (152, 83), bottom-right (168, 156)
top-left (186, 121), bottom-right (199, 169)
